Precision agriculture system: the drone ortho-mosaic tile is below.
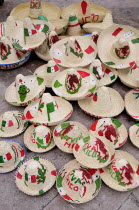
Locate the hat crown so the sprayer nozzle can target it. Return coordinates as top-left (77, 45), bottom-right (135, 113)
top-left (0, 141), bottom-right (12, 156)
top-left (33, 125), bottom-right (51, 147)
top-left (90, 59), bottom-right (105, 79)
top-left (25, 160), bottom-right (41, 175)
top-left (113, 38), bottom-right (130, 59)
top-left (46, 60), bottom-right (60, 73)
top-left (67, 14), bottom-right (81, 36)
top-left (6, 16), bottom-right (17, 37)
top-left (102, 13), bottom-right (113, 26)
top-left (24, 18), bottom-right (35, 30)
top-left (60, 123), bottom-right (82, 140)
top-left (29, 0), bottom-right (42, 18)
top-left (48, 31), bottom-right (60, 48)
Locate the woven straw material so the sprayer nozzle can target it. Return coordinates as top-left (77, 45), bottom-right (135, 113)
top-left (98, 24), bottom-right (139, 69)
top-left (0, 140), bottom-right (25, 173)
top-left (56, 159), bottom-right (101, 203)
top-left (53, 121), bottom-right (89, 153)
top-left (24, 125), bottom-right (55, 153)
top-left (89, 118), bottom-right (128, 149)
top-left (100, 150), bottom-right (139, 191)
top-left (129, 124), bottom-right (139, 149)
top-left (78, 86), bottom-right (124, 118)
top-left (15, 156), bottom-right (56, 196)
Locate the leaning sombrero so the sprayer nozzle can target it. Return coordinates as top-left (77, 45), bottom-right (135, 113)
top-left (129, 123), bottom-right (139, 149)
top-left (56, 159), bottom-right (101, 203)
top-left (78, 86), bottom-right (124, 118)
top-left (100, 150), bottom-right (139, 191)
top-left (5, 74), bottom-right (46, 106)
top-left (15, 156), bottom-right (57, 196)
top-left (98, 24), bottom-right (139, 69)
top-left (24, 93), bottom-right (73, 126)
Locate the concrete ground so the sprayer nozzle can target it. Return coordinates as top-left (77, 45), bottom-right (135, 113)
top-left (0, 0), bottom-right (139, 210)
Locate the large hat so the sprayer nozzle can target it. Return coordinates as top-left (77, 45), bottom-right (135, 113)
top-left (24, 93), bottom-right (73, 126)
top-left (24, 125), bottom-right (55, 153)
top-left (56, 159), bottom-right (101, 203)
top-left (50, 35), bottom-right (97, 68)
top-left (15, 156), bottom-right (57, 196)
top-left (89, 59), bottom-right (118, 87)
top-left (100, 150), bottom-right (139, 191)
top-left (78, 86), bottom-right (124, 118)
top-left (0, 140), bottom-right (25, 173)
top-left (52, 68), bottom-right (97, 100)
top-left (61, 0), bottom-right (111, 24)
top-left (53, 121), bottom-right (89, 153)
top-left (0, 111), bottom-right (28, 138)
top-left (129, 124), bottom-right (139, 148)
top-left (98, 24), bottom-right (139, 69)
top-left (10, 0), bottom-right (61, 21)
top-left (5, 74), bottom-right (46, 106)
top-left (90, 118), bottom-right (128, 149)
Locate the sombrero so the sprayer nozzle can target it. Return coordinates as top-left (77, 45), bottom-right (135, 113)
top-left (89, 59), bottom-right (118, 87)
top-left (78, 86), bottom-right (124, 118)
top-left (56, 159), bottom-right (101, 203)
top-left (10, 0), bottom-right (61, 21)
top-left (24, 125), bottom-right (55, 153)
top-left (89, 118), bottom-right (128, 149)
top-left (0, 140), bottom-right (26, 173)
top-left (15, 156), bottom-right (57, 196)
top-left (5, 74), bottom-right (46, 106)
top-left (100, 150), bottom-right (139, 191)
top-left (0, 111), bottom-right (28, 138)
top-left (61, 0), bottom-right (111, 24)
top-left (125, 89), bottom-right (139, 121)
top-left (52, 68), bottom-right (97, 100)
top-left (98, 24), bottom-right (139, 69)
top-left (24, 93), bottom-right (73, 126)
top-left (53, 121), bottom-right (89, 153)
top-left (73, 136), bottom-right (115, 169)
top-left (50, 35), bottom-right (97, 68)
top-left (129, 124), bottom-right (139, 148)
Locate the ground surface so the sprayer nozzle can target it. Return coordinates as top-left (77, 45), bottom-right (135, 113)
top-left (0, 0), bottom-right (139, 210)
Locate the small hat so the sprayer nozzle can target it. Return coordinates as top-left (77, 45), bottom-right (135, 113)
top-left (53, 121), bottom-right (89, 153)
top-left (56, 159), bottom-right (101, 203)
top-left (100, 150), bottom-right (139, 191)
top-left (52, 68), bottom-right (97, 100)
top-left (89, 59), bottom-right (118, 87)
top-left (90, 118), bottom-right (128, 149)
top-left (15, 156), bottom-right (57, 196)
top-left (0, 140), bottom-right (25, 173)
top-left (24, 125), bottom-right (55, 153)
top-left (5, 74), bottom-right (46, 106)
top-left (129, 123), bottom-right (139, 148)
top-left (24, 93), bottom-right (73, 126)
top-left (78, 86), bottom-right (124, 118)
top-left (0, 111), bottom-right (28, 137)
top-left (50, 35), bottom-right (97, 68)
top-left (98, 24), bottom-right (139, 69)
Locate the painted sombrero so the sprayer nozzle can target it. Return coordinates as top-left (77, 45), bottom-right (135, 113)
top-left (24, 125), bottom-right (55, 153)
top-left (53, 121), bottom-right (89, 154)
top-left (90, 118), bottom-right (128, 149)
top-left (89, 59), bottom-right (118, 87)
top-left (52, 68), bottom-right (97, 100)
top-left (129, 123), bottom-right (139, 149)
top-left (24, 93), bottom-right (73, 126)
top-left (98, 24), bottom-right (139, 69)
top-left (5, 74), bottom-right (45, 106)
top-left (15, 156), bottom-right (57, 196)
top-left (0, 140), bottom-right (25, 173)
top-left (100, 150), bottom-right (139, 191)
top-left (0, 111), bottom-right (28, 138)
top-left (78, 86), bottom-right (124, 118)
top-left (56, 159), bottom-right (101, 203)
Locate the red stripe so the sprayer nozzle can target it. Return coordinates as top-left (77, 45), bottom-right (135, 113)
top-left (62, 194), bottom-right (71, 200)
top-left (112, 28), bottom-right (123, 36)
top-left (136, 165), bottom-right (139, 175)
top-left (90, 120), bottom-right (98, 131)
top-left (110, 153), bottom-right (115, 161)
top-left (105, 69), bottom-right (111, 74)
top-left (16, 172), bottom-right (22, 179)
top-left (85, 46), bottom-right (94, 54)
top-left (20, 149), bottom-right (25, 157)
top-left (51, 170), bottom-right (57, 176)
top-left (68, 23), bottom-right (80, 27)
top-left (54, 65), bottom-right (59, 72)
top-left (53, 58), bottom-right (61, 63)
top-left (31, 175), bottom-right (36, 183)
top-left (6, 153), bottom-right (12, 161)
top-left (77, 70), bottom-right (90, 78)
top-left (99, 168), bottom-right (104, 173)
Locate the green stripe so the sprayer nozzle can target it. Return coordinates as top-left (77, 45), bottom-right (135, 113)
top-left (111, 118), bottom-right (122, 128)
top-left (38, 15), bottom-right (48, 22)
top-left (69, 16), bottom-right (77, 22)
top-left (131, 38), bottom-right (139, 44)
top-left (105, 61), bottom-right (116, 65)
top-left (47, 67), bottom-right (52, 73)
top-left (39, 189), bottom-right (44, 195)
top-left (0, 156), bottom-right (4, 163)
top-left (54, 80), bottom-right (62, 88)
top-left (56, 175), bottom-right (63, 188)
top-left (61, 122), bottom-right (70, 130)
top-left (25, 172), bottom-right (28, 181)
top-left (24, 28), bottom-right (29, 36)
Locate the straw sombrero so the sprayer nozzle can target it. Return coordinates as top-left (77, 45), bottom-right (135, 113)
top-left (61, 0), bottom-right (111, 24)
top-left (0, 140), bottom-right (26, 173)
top-left (90, 118), bottom-right (128, 149)
top-left (73, 136), bottom-right (115, 169)
top-left (98, 24), bottom-right (139, 69)
top-left (24, 125), bottom-right (55, 153)
top-left (0, 111), bottom-right (28, 138)
top-left (125, 89), bottom-right (139, 121)
top-left (50, 35), bottom-right (97, 68)
top-left (56, 159), bottom-right (101, 203)
top-left (15, 156), bottom-right (57, 196)
top-left (129, 124), bottom-right (139, 148)
top-left (53, 121), bottom-right (89, 153)
top-left (89, 59), bottom-right (118, 87)
top-left (5, 74), bottom-right (46, 106)
top-left (24, 93), bottom-right (73, 126)
top-left (78, 86), bottom-right (124, 118)
top-left (100, 150), bottom-right (139, 191)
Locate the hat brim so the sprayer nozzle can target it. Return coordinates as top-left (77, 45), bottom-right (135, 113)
top-left (129, 124), bottom-right (139, 149)
top-left (83, 22), bottom-right (113, 34)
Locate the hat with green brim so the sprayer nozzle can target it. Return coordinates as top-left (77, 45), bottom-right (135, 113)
top-left (129, 123), bottom-right (139, 149)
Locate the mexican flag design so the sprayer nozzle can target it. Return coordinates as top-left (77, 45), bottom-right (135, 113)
top-left (47, 65), bottom-right (59, 73)
top-left (68, 15), bottom-right (80, 27)
top-left (115, 45), bottom-right (130, 59)
top-left (65, 74), bottom-right (82, 94)
top-left (133, 89), bottom-right (139, 99)
top-left (45, 101), bottom-right (58, 121)
top-left (69, 39), bottom-right (84, 58)
top-left (35, 131), bottom-right (52, 149)
top-left (0, 120), bottom-right (14, 132)
top-left (92, 66), bottom-right (104, 80)
top-left (35, 24), bottom-right (49, 34)
top-left (105, 69), bottom-right (115, 81)
top-left (24, 28), bottom-right (37, 37)
top-left (0, 43), bottom-right (11, 60)
top-left (54, 122), bottom-right (71, 137)
top-left (0, 152), bottom-right (12, 163)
